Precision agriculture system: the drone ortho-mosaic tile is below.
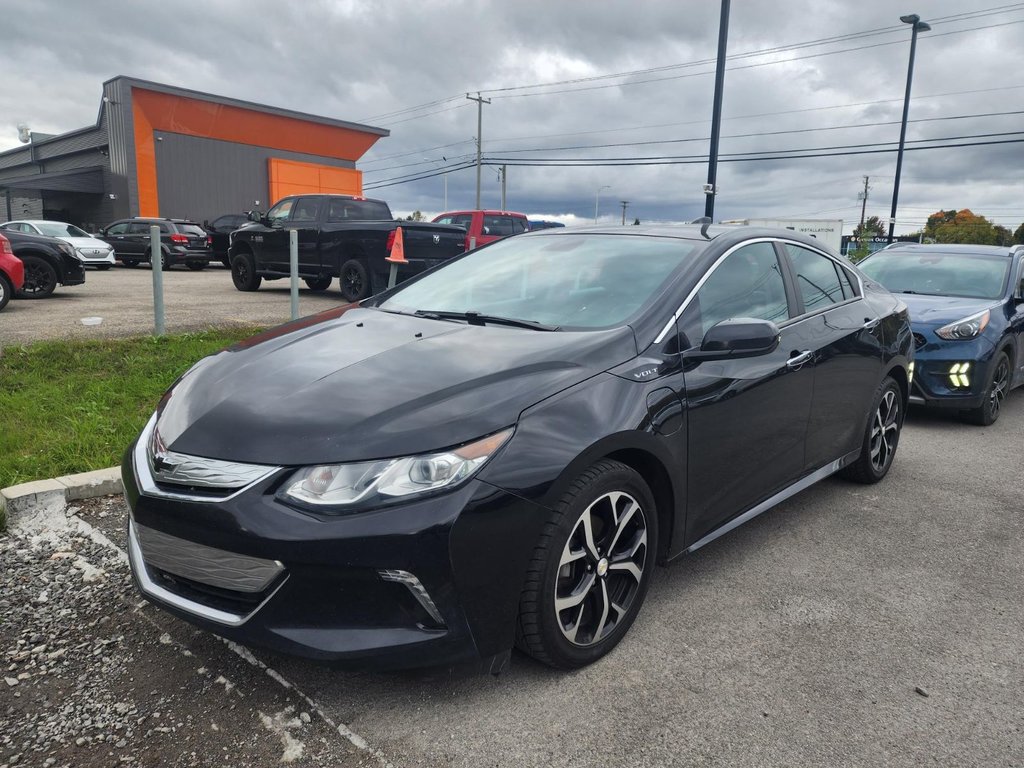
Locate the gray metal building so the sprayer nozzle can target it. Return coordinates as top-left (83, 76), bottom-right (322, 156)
top-left (0, 76), bottom-right (388, 231)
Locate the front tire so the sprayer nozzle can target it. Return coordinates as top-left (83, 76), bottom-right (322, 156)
top-left (339, 259), bottom-right (370, 302)
top-left (963, 351), bottom-right (1010, 426)
top-left (0, 273), bottom-right (12, 311)
top-left (231, 253), bottom-right (261, 292)
top-left (17, 255), bottom-right (58, 299)
top-left (516, 459), bottom-right (658, 669)
top-left (842, 376), bottom-right (903, 484)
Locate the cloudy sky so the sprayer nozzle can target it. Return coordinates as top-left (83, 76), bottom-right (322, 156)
top-left (1, 0), bottom-right (1022, 233)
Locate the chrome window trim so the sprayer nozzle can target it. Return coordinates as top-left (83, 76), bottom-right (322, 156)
top-left (128, 520), bottom-right (288, 628)
top-left (654, 237), bottom-right (866, 344)
top-left (133, 412), bottom-right (280, 503)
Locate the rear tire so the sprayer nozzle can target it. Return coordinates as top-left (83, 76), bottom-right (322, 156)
top-left (962, 351), bottom-right (1010, 426)
top-left (339, 259), bottom-right (370, 302)
top-left (515, 459), bottom-right (658, 669)
top-left (186, 260), bottom-right (206, 271)
top-left (304, 276), bottom-right (332, 291)
top-left (231, 253), bottom-right (261, 292)
top-left (841, 376), bottom-right (903, 484)
top-left (0, 273), bottom-right (12, 311)
top-left (17, 255), bottom-right (57, 299)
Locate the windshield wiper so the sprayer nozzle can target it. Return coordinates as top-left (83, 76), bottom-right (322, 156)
top-left (414, 309), bottom-right (559, 331)
top-left (899, 290), bottom-right (941, 296)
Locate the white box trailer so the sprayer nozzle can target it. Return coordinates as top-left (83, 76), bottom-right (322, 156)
top-left (721, 219), bottom-right (843, 254)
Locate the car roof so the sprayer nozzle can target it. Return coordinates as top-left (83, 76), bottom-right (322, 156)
top-left (437, 210), bottom-right (528, 217)
top-left (524, 223), bottom-right (836, 249)
top-left (872, 243), bottom-right (1016, 258)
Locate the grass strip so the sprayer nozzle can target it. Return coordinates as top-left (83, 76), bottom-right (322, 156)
top-left (0, 328), bottom-right (263, 529)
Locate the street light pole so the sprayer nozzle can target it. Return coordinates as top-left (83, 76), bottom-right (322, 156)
top-left (467, 92), bottom-right (491, 209)
top-left (620, 201), bottom-right (629, 226)
top-left (888, 13), bottom-right (930, 244)
top-left (594, 185), bottom-right (610, 224)
top-left (704, 0), bottom-right (731, 220)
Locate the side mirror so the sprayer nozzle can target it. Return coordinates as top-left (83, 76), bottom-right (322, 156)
top-left (686, 318), bottom-right (780, 361)
top-left (246, 210), bottom-right (263, 223)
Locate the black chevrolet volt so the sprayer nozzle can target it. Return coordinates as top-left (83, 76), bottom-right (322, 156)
top-left (124, 225), bottom-right (912, 671)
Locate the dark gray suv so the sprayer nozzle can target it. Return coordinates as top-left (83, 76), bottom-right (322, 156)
top-left (100, 218), bottom-right (212, 270)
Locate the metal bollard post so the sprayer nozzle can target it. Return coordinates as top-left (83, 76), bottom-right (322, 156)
top-left (289, 230), bottom-right (299, 321)
top-left (150, 225), bottom-right (165, 336)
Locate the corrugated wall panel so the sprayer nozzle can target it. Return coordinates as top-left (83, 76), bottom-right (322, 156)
top-left (105, 79), bottom-right (135, 219)
top-left (0, 148), bottom-right (31, 171)
top-left (155, 132), bottom-right (357, 222)
top-left (35, 128), bottom-right (108, 160)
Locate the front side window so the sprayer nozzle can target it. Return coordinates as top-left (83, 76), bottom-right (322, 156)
top-left (786, 244), bottom-right (849, 312)
top-left (512, 217), bottom-right (528, 234)
top-left (379, 234), bottom-right (695, 330)
top-left (266, 199), bottom-right (295, 225)
top-left (105, 222), bottom-right (129, 235)
top-left (291, 198), bottom-right (321, 223)
top-left (679, 242), bottom-right (790, 346)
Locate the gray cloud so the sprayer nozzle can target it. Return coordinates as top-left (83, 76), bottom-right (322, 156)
top-left (1, 0), bottom-right (1021, 233)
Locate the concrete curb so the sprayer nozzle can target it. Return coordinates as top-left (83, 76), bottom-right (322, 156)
top-left (0, 466), bottom-right (123, 519)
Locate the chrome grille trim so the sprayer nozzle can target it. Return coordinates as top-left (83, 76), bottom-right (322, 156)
top-left (149, 450), bottom-right (275, 489)
top-left (133, 412), bottom-right (280, 502)
top-left (135, 523), bottom-right (283, 593)
top-left (128, 520), bottom-right (288, 627)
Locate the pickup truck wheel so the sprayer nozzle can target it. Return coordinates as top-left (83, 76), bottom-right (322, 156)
top-left (304, 276), bottom-right (332, 291)
top-left (340, 259), bottom-right (370, 302)
top-left (231, 253), bottom-right (261, 292)
top-left (18, 255), bottom-right (58, 299)
top-left (186, 260), bottom-right (206, 271)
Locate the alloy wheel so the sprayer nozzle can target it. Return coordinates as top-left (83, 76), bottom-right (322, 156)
top-left (343, 268), bottom-right (363, 297)
top-left (869, 389), bottom-right (900, 473)
top-left (555, 491), bottom-right (648, 647)
top-left (988, 356), bottom-right (1009, 420)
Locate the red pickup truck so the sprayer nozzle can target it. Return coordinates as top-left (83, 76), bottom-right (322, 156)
top-left (431, 210), bottom-right (529, 251)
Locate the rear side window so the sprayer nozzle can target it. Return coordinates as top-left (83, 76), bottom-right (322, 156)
top-left (785, 244), bottom-right (849, 312)
top-left (327, 199), bottom-right (392, 221)
top-left (128, 222), bottom-right (153, 235)
top-left (483, 215), bottom-right (515, 236)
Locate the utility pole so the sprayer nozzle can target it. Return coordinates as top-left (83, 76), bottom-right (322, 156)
top-left (500, 165), bottom-right (507, 211)
top-left (858, 175), bottom-right (870, 230)
top-left (621, 201), bottom-right (629, 226)
top-left (467, 92), bottom-right (491, 209)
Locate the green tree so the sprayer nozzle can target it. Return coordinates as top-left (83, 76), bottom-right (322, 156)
top-left (1013, 223), bottom-right (1024, 244)
top-left (853, 215), bottom-right (886, 238)
top-left (404, 210), bottom-right (425, 222)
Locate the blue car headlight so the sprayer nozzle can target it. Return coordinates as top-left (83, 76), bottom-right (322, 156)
top-left (277, 428), bottom-right (513, 513)
top-left (935, 309), bottom-right (989, 340)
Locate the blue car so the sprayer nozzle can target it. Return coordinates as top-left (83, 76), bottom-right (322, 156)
top-left (859, 243), bottom-right (1024, 425)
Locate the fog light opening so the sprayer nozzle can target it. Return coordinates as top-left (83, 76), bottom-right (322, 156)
top-left (379, 569), bottom-right (446, 628)
top-left (947, 362), bottom-right (971, 388)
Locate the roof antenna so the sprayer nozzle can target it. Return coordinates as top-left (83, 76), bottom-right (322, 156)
top-left (690, 216), bottom-right (713, 239)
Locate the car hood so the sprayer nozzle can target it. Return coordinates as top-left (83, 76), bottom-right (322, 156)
top-left (62, 236), bottom-right (111, 249)
top-left (898, 293), bottom-right (1000, 327)
top-left (155, 306), bottom-right (637, 465)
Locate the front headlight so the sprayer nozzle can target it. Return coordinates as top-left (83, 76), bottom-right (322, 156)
top-left (58, 242), bottom-right (81, 261)
top-left (935, 309), bottom-right (990, 340)
top-left (278, 428), bottom-right (513, 513)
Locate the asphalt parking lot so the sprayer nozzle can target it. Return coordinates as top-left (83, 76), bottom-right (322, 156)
top-left (4, 394), bottom-right (1022, 766)
top-left (0, 265), bottom-right (346, 345)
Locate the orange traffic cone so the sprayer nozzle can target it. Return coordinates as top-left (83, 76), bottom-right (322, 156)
top-left (386, 226), bottom-right (407, 288)
top-left (386, 226), bottom-right (407, 264)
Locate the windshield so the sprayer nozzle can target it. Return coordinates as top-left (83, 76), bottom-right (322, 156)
top-left (379, 234), bottom-right (695, 330)
top-left (34, 222), bottom-right (89, 238)
top-left (860, 251), bottom-right (1010, 299)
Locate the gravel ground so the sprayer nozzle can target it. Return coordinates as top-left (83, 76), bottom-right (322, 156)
top-left (0, 265), bottom-right (346, 346)
top-left (0, 496), bottom-right (370, 768)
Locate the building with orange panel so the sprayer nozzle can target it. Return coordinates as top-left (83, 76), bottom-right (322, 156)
top-left (0, 76), bottom-right (388, 230)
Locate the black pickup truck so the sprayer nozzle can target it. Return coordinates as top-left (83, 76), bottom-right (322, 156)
top-left (228, 195), bottom-right (466, 301)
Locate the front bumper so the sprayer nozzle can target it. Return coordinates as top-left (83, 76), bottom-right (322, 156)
top-left (77, 249), bottom-right (116, 265)
top-left (122, 419), bottom-right (548, 669)
top-left (908, 332), bottom-right (995, 410)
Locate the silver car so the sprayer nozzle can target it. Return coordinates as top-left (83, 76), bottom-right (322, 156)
top-left (0, 220), bottom-right (116, 269)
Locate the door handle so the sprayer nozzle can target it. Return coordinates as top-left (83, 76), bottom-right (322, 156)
top-left (786, 350), bottom-right (813, 369)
